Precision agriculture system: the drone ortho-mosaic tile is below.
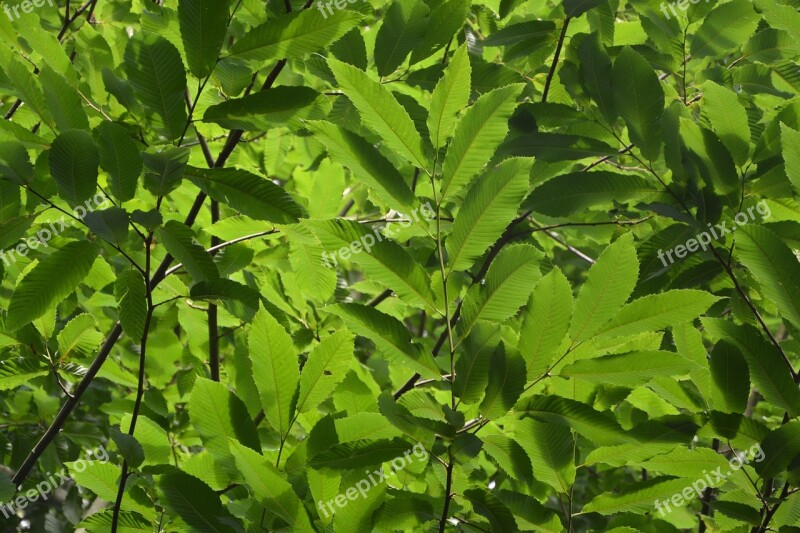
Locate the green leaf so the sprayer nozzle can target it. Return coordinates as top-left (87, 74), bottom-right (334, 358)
top-left (458, 244), bottom-right (543, 340)
top-left (115, 269), bottom-right (147, 341)
top-left (296, 330), bottom-right (354, 413)
top-left (679, 118), bottom-right (739, 197)
top-left (583, 477), bottom-right (700, 515)
top-left (482, 433), bottom-right (533, 481)
top-left (519, 268), bottom-right (572, 379)
top-left (524, 171), bottom-right (656, 216)
top-left (578, 33), bottom-right (616, 124)
top-left (189, 279), bottom-right (261, 322)
top-left (304, 121), bottom-right (416, 212)
top-left (594, 289), bottom-right (721, 339)
top-left (612, 46), bottom-right (664, 162)
top-left (248, 308), bottom-right (299, 437)
top-left (499, 133), bottom-right (617, 161)
top-left (305, 219), bottom-right (439, 312)
top-left (463, 489), bottom-right (517, 532)
top-left (440, 83), bottom-right (523, 203)
top-left (49, 129), bottom-right (99, 206)
top-left (94, 122), bottom-right (142, 202)
top-left (56, 313), bottom-right (103, 360)
top-left (709, 340), bottom-right (750, 414)
top-left (203, 87), bottom-right (329, 131)
top-left (690, 0), bottom-right (760, 59)
top-left (409, 0), bottom-right (471, 63)
top-left (142, 147), bottom-right (190, 197)
top-left (111, 428), bottom-right (145, 469)
top-left (454, 323), bottom-right (500, 404)
top-left (0, 358), bottom-right (48, 390)
top-left (736, 224), bottom-right (800, 331)
top-left (427, 44), bottom-right (471, 150)
top-left (156, 220), bottom-right (219, 282)
top-left (159, 470), bottom-right (239, 532)
top-left (328, 58), bottom-right (429, 169)
top-left (446, 157), bottom-right (531, 273)
top-left (755, 422), bottom-right (800, 478)
top-left (186, 167), bottom-right (302, 224)
top-left (515, 395), bottom-right (633, 446)
top-left (229, 441), bottom-right (314, 530)
top-left (327, 303), bottom-right (440, 379)
top-left (40, 66), bottom-right (89, 132)
top-left (515, 418), bottom-right (575, 493)
top-left (564, 0), bottom-right (607, 17)
top-left (229, 9), bottom-right (361, 61)
top-left (569, 234), bottom-right (638, 344)
top-left (374, 0), bottom-right (429, 76)
top-left (782, 123), bottom-right (800, 195)
top-left (559, 350), bottom-right (694, 387)
top-left (189, 377), bottom-right (261, 473)
top-left (702, 318), bottom-right (800, 417)
top-left (124, 33), bottom-right (188, 140)
top-left (7, 241), bottom-right (99, 330)
top-left (308, 437), bottom-right (414, 469)
top-left (178, 0), bottom-right (230, 78)
top-left (479, 344), bottom-right (526, 420)
top-left (84, 207), bottom-right (130, 245)
top-left (702, 81), bottom-right (750, 167)
top-left (0, 141), bottom-right (33, 185)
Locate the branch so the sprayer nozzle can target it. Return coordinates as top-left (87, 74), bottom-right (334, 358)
top-left (542, 16), bottom-right (571, 103)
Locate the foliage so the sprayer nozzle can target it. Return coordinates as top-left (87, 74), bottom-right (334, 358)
top-left (0, 0), bottom-right (799, 531)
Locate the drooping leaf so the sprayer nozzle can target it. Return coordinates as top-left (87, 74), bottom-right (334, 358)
top-left (328, 58), bottom-right (429, 169)
top-left (327, 303), bottom-right (440, 378)
top-left (49, 129), bottom-right (99, 206)
top-left (304, 121), bottom-right (416, 212)
top-left (524, 171), bottom-right (657, 216)
top-left (479, 344), bottom-right (526, 420)
top-left (702, 318), bottom-right (800, 417)
top-left (612, 46), bottom-right (664, 162)
top-left (203, 87), bottom-right (329, 131)
top-left (186, 167), bottom-right (302, 224)
top-left (736, 224), bottom-right (800, 330)
top-left (374, 0), bottom-right (429, 76)
top-left (124, 33), bottom-right (188, 140)
top-left (7, 241), bottom-right (99, 330)
top-left (178, 0), bottom-right (230, 78)
top-left (229, 441), bottom-right (314, 529)
top-left (93, 121), bottom-right (142, 202)
top-left (156, 220), bottom-right (219, 283)
top-left (159, 470), bottom-right (239, 532)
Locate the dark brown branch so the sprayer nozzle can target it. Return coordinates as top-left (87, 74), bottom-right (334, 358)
top-left (542, 16), bottom-right (571, 103)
